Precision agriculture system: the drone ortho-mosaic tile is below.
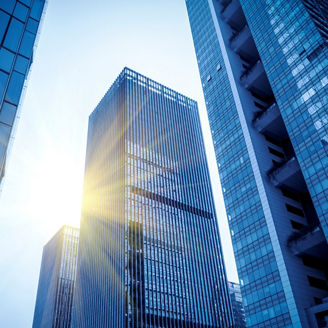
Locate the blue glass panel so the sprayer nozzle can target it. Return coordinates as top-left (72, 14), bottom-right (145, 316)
top-left (0, 0), bottom-right (15, 14)
top-left (5, 71), bottom-right (24, 105)
top-left (0, 123), bottom-right (11, 159)
top-left (13, 2), bottom-right (29, 22)
top-left (0, 10), bottom-right (10, 43)
top-left (30, 0), bottom-right (45, 21)
top-left (0, 71), bottom-right (9, 100)
top-left (3, 18), bottom-right (24, 52)
top-left (14, 55), bottom-right (29, 74)
top-left (0, 102), bottom-right (16, 126)
top-left (0, 48), bottom-right (14, 73)
top-left (19, 31), bottom-right (35, 58)
top-left (26, 18), bottom-right (39, 34)
top-left (0, 122), bottom-right (11, 147)
top-left (20, 0), bottom-right (32, 7)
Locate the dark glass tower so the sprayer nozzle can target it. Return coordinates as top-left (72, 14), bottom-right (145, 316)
top-left (71, 68), bottom-right (234, 328)
top-left (228, 281), bottom-right (246, 328)
top-left (0, 0), bottom-right (46, 184)
top-left (186, 0), bottom-right (328, 327)
top-left (32, 226), bottom-right (79, 328)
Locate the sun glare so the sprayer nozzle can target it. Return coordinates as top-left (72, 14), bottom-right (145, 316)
top-left (26, 149), bottom-right (83, 231)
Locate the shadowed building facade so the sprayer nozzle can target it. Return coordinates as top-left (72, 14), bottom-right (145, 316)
top-left (186, 0), bottom-right (328, 327)
top-left (32, 225), bottom-right (79, 328)
top-left (228, 281), bottom-right (246, 328)
top-left (0, 0), bottom-right (46, 185)
top-left (71, 68), bottom-right (234, 328)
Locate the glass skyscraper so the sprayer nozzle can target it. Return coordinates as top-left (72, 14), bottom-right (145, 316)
top-left (228, 281), bottom-right (246, 328)
top-left (71, 67), bottom-right (234, 328)
top-left (33, 226), bottom-right (79, 328)
top-left (186, 0), bottom-right (328, 327)
top-left (0, 0), bottom-right (46, 184)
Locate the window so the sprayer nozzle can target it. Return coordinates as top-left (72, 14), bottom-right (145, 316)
top-left (13, 2), bottom-right (29, 22)
top-left (26, 18), bottom-right (39, 34)
top-left (0, 122), bottom-right (11, 147)
top-left (19, 0), bottom-right (32, 6)
top-left (0, 102), bottom-right (17, 126)
top-left (0, 10), bottom-right (10, 43)
top-left (30, 0), bottom-right (45, 21)
top-left (3, 18), bottom-right (24, 52)
top-left (5, 71), bottom-right (25, 105)
top-left (19, 31), bottom-right (36, 58)
top-left (0, 48), bottom-right (14, 73)
top-left (0, 0), bottom-right (15, 14)
top-left (15, 55), bottom-right (29, 74)
top-left (0, 71), bottom-right (9, 100)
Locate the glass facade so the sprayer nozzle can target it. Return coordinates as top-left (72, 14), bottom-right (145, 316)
top-left (186, 0), bottom-right (328, 327)
top-left (32, 225), bottom-right (79, 328)
top-left (228, 281), bottom-right (246, 328)
top-left (71, 67), bottom-right (234, 328)
top-left (0, 0), bottom-right (45, 184)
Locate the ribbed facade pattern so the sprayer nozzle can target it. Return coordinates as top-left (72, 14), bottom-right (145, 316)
top-left (186, 0), bottom-right (328, 327)
top-left (72, 68), bottom-right (234, 328)
top-left (0, 0), bottom-right (45, 184)
top-left (33, 226), bottom-right (79, 328)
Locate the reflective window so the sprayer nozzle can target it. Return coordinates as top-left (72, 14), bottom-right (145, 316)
top-left (0, 102), bottom-right (16, 126)
top-left (13, 2), bottom-right (29, 22)
top-left (0, 71), bottom-right (9, 100)
top-left (3, 18), bottom-right (24, 52)
top-left (0, 0), bottom-right (15, 14)
top-left (30, 0), bottom-right (45, 21)
top-left (14, 55), bottom-right (29, 74)
top-left (26, 18), bottom-right (38, 34)
top-left (19, 0), bottom-right (32, 7)
top-left (5, 71), bottom-right (24, 105)
top-left (0, 48), bottom-right (14, 73)
top-left (0, 10), bottom-right (10, 43)
top-left (0, 122), bottom-right (11, 147)
top-left (19, 31), bottom-right (35, 58)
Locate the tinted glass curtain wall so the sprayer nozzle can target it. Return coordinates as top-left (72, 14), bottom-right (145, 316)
top-left (186, 0), bottom-right (328, 327)
top-left (0, 0), bottom-right (46, 184)
top-left (33, 226), bottom-right (79, 328)
top-left (71, 68), bottom-right (234, 328)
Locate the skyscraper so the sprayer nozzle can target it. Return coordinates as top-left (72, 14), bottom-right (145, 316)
top-left (0, 0), bottom-right (46, 185)
top-left (228, 281), bottom-right (246, 328)
top-left (72, 67), bottom-right (234, 327)
top-left (32, 225), bottom-right (79, 328)
top-left (186, 0), bottom-right (328, 327)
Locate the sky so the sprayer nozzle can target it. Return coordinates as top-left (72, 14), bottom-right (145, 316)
top-left (0, 1), bottom-right (238, 326)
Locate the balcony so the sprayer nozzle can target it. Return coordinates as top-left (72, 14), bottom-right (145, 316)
top-left (307, 297), bottom-right (328, 328)
top-left (253, 103), bottom-right (287, 139)
top-left (221, 0), bottom-right (246, 29)
top-left (288, 227), bottom-right (328, 258)
top-left (268, 157), bottom-right (306, 191)
top-left (230, 25), bottom-right (257, 59)
top-left (240, 60), bottom-right (272, 97)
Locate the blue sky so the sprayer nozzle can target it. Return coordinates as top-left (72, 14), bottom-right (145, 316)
top-left (0, 1), bottom-right (237, 326)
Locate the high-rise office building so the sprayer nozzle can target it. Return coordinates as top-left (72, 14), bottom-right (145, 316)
top-left (33, 226), bottom-right (79, 328)
top-left (0, 0), bottom-right (46, 184)
top-left (72, 67), bottom-right (234, 327)
top-left (228, 281), bottom-right (246, 328)
top-left (186, 0), bottom-right (328, 327)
